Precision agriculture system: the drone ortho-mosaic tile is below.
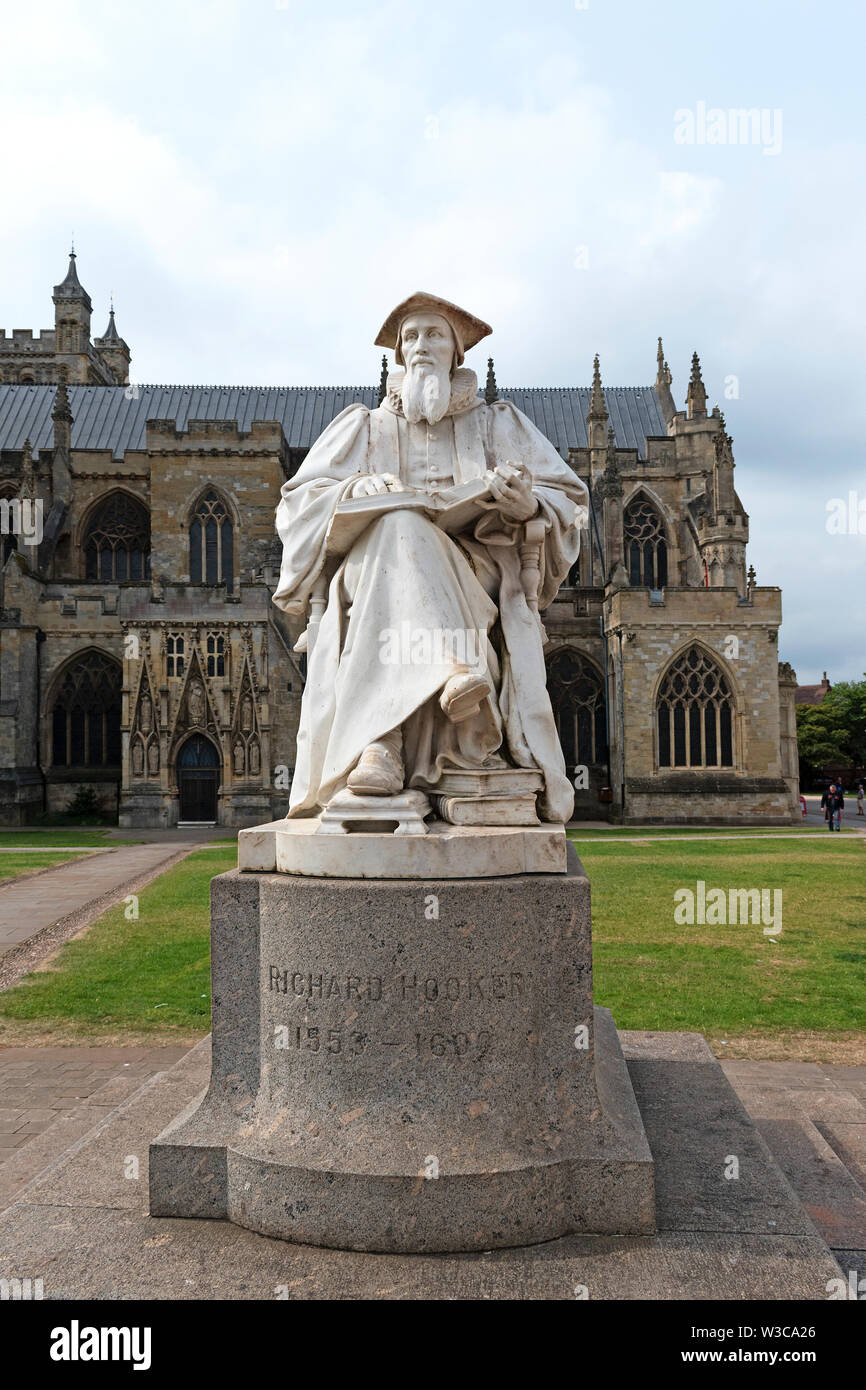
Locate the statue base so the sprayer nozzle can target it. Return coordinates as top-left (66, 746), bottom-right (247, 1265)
top-left (149, 850), bottom-right (655, 1253)
top-left (238, 816), bottom-right (567, 878)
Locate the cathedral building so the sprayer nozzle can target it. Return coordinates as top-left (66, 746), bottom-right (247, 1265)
top-left (0, 253), bottom-right (799, 826)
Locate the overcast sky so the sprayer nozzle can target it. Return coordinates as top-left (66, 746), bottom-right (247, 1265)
top-left (2, 0), bottom-right (864, 683)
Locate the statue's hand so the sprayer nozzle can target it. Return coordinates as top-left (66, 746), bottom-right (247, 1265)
top-left (487, 461), bottom-right (538, 522)
top-left (350, 473), bottom-right (407, 498)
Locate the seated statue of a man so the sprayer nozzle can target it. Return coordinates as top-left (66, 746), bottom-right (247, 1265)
top-left (272, 292), bottom-right (588, 824)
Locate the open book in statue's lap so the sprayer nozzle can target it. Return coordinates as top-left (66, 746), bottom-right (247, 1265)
top-left (272, 293), bottom-right (588, 828)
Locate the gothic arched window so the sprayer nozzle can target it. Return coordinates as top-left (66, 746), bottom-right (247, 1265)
top-left (206, 632), bottom-right (225, 677)
top-left (547, 649), bottom-right (607, 770)
top-left (189, 490), bottom-right (234, 590)
top-left (657, 645), bottom-right (734, 769)
top-left (50, 651), bottom-right (122, 768)
top-left (624, 497), bottom-right (667, 588)
top-left (166, 633), bottom-right (185, 678)
top-left (83, 491), bottom-right (151, 582)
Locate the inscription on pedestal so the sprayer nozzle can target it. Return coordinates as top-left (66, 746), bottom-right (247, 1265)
top-left (265, 963), bottom-right (530, 1066)
top-left (268, 965), bottom-right (526, 1002)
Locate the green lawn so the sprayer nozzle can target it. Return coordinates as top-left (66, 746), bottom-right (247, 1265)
top-left (568, 825), bottom-right (857, 837)
top-left (0, 835), bottom-right (863, 1056)
top-left (0, 829), bottom-right (143, 848)
top-left (0, 847), bottom-right (235, 1042)
top-left (0, 850), bottom-right (89, 882)
top-left (578, 836), bottom-right (866, 1044)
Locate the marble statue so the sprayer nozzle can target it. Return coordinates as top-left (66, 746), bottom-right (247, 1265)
top-left (272, 292), bottom-right (588, 826)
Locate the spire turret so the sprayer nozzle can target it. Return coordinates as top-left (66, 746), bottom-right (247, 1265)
top-left (93, 297), bottom-right (131, 385)
top-left (53, 247), bottom-right (92, 312)
top-left (102, 303), bottom-right (121, 341)
top-left (52, 246), bottom-right (93, 375)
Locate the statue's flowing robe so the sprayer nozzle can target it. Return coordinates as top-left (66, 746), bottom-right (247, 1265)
top-left (272, 385), bottom-right (588, 822)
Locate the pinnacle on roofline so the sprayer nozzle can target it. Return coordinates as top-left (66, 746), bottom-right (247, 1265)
top-left (686, 349), bottom-right (707, 419)
top-left (52, 378), bottom-right (73, 423)
top-left (656, 335), bottom-right (672, 386)
top-left (588, 353), bottom-right (608, 420)
top-left (485, 356), bottom-right (498, 405)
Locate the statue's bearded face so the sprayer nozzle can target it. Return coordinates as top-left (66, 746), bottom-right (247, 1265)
top-left (399, 312), bottom-right (455, 425)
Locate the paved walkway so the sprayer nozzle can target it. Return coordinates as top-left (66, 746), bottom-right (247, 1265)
top-left (0, 1045), bottom-right (190, 1209)
top-left (0, 1045), bottom-right (863, 1261)
top-left (722, 1058), bottom-right (866, 1265)
top-left (0, 842), bottom-right (200, 954)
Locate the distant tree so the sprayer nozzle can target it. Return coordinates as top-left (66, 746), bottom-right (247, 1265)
top-left (796, 675), bottom-right (866, 784)
top-left (822, 677), bottom-right (866, 768)
top-left (65, 785), bottom-right (103, 822)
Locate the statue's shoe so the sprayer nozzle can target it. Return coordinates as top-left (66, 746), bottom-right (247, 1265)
top-left (346, 741), bottom-right (405, 796)
top-left (439, 671), bottom-right (490, 724)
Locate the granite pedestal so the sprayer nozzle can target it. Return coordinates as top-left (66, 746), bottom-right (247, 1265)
top-left (149, 845), bottom-right (655, 1252)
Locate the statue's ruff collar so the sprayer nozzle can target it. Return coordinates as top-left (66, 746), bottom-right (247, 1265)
top-left (383, 367), bottom-right (482, 419)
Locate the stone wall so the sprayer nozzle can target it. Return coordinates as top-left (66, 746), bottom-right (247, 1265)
top-left (605, 586), bottom-right (795, 824)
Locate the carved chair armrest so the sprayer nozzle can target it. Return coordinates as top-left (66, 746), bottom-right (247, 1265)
top-left (518, 514), bottom-right (548, 643)
top-left (292, 569), bottom-right (330, 659)
top-left (519, 515), bottom-right (547, 611)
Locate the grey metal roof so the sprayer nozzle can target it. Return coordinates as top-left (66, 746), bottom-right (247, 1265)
top-left (502, 387), bottom-right (667, 454)
top-left (0, 383), bottom-right (667, 461)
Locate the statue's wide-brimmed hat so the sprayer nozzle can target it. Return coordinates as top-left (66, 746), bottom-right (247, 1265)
top-left (375, 291), bottom-right (492, 367)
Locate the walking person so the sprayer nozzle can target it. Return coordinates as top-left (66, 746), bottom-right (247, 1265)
top-left (826, 783), bottom-right (844, 831)
top-left (858, 784), bottom-right (864, 816)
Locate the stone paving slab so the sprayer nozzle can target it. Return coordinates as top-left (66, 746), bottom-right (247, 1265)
top-left (0, 1033), bottom-right (845, 1300)
top-left (0, 1203), bottom-right (842, 1300)
top-left (815, 1121), bottom-right (866, 1192)
top-left (722, 1057), bottom-right (866, 1269)
top-left (0, 1042), bottom-right (863, 1298)
top-left (753, 1117), bottom-right (866, 1252)
top-left (0, 1047), bottom-right (190, 1210)
top-left (722, 1059), bottom-right (866, 1089)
